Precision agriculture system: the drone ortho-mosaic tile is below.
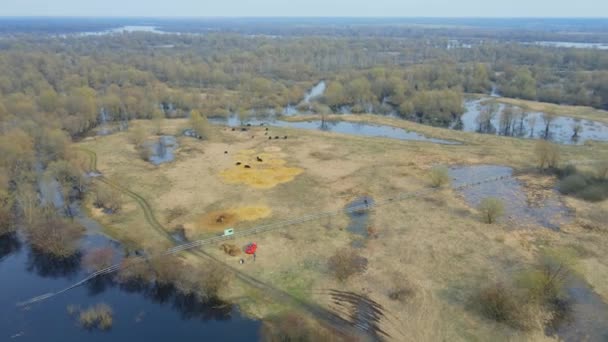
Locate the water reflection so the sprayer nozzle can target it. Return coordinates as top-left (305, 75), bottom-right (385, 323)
top-left (145, 135), bottom-right (179, 165)
top-left (303, 81), bottom-right (326, 103)
top-left (545, 278), bottom-right (608, 341)
top-left (1, 232), bottom-right (260, 341)
top-left (449, 165), bottom-right (571, 230)
top-left (460, 99), bottom-right (608, 145)
top-left (210, 115), bottom-right (458, 144)
top-left (26, 249), bottom-right (82, 279)
top-left (0, 233), bottom-right (21, 261)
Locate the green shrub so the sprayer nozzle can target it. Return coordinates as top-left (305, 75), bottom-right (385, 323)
top-left (476, 282), bottom-right (525, 328)
top-left (555, 164), bottom-right (578, 178)
top-left (475, 249), bottom-right (577, 330)
top-left (557, 171), bottom-right (608, 202)
top-left (578, 185), bottom-right (608, 202)
top-left (516, 248), bottom-right (576, 304)
top-left (478, 197), bottom-right (505, 224)
top-left (558, 174), bottom-right (589, 194)
top-left (429, 166), bottom-right (450, 188)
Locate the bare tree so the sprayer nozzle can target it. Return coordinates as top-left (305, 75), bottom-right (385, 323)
top-left (571, 122), bottom-right (583, 141)
top-left (476, 102), bottom-right (499, 133)
top-left (541, 112), bottom-right (556, 140)
top-left (534, 140), bottom-right (560, 170)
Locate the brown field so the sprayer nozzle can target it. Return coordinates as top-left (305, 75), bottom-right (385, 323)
top-left (78, 114), bottom-right (608, 341)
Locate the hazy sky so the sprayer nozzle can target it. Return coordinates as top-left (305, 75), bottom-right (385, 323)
top-left (1, 0), bottom-right (606, 17)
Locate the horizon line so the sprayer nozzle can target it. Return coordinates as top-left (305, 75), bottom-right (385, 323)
top-left (1, 15), bottom-right (607, 19)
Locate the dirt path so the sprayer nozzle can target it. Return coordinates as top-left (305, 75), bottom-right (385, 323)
top-left (77, 147), bottom-right (376, 340)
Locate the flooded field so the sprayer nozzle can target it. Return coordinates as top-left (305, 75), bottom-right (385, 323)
top-left (449, 165), bottom-right (570, 230)
top-left (145, 136), bottom-right (179, 165)
top-left (0, 232), bottom-right (259, 342)
top-left (4, 164), bottom-right (261, 341)
top-left (460, 99), bottom-right (608, 145)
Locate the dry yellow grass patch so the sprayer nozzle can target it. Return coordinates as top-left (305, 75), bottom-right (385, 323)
top-left (189, 205), bottom-right (272, 236)
top-left (219, 148), bottom-right (303, 189)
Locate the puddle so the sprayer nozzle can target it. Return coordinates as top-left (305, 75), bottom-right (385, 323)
top-left (546, 278), bottom-right (608, 341)
top-left (210, 115), bottom-right (458, 144)
top-left (344, 196), bottom-right (374, 247)
top-left (145, 135), bottom-right (178, 165)
top-left (449, 165), bottom-right (570, 230)
top-left (460, 99), bottom-right (608, 145)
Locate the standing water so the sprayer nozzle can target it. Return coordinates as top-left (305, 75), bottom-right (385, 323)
top-left (448, 165), bottom-right (570, 230)
top-left (0, 232), bottom-right (260, 341)
top-left (303, 81), bottom-right (326, 103)
top-left (460, 99), bottom-right (608, 145)
top-left (344, 196), bottom-right (375, 248)
top-left (146, 136), bottom-right (179, 165)
top-left (4, 166), bottom-right (261, 340)
top-left (210, 115), bottom-right (459, 144)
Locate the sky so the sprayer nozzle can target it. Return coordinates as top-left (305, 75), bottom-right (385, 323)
top-left (0, 0), bottom-right (606, 17)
